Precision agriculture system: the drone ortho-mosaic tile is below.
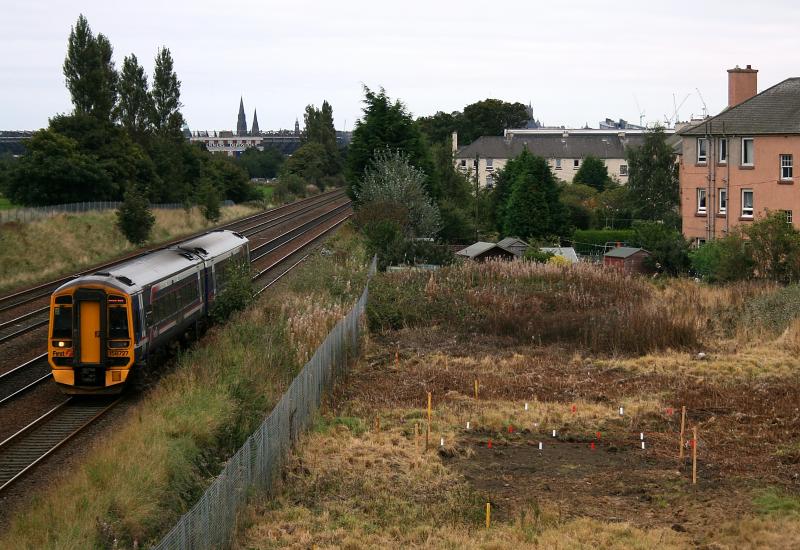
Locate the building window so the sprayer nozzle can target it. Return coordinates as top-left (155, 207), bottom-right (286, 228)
top-left (555, 158), bottom-right (562, 170)
top-left (742, 138), bottom-right (754, 166)
top-left (697, 138), bottom-right (708, 163)
top-left (573, 159), bottom-right (580, 168)
top-left (459, 159), bottom-right (466, 167)
top-left (741, 189), bottom-right (754, 217)
top-left (718, 188), bottom-right (727, 214)
top-left (619, 164), bottom-right (628, 176)
top-left (696, 188), bottom-right (707, 214)
top-left (486, 158), bottom-right (493, 168)
top-left (485, 174), bottom-right (494, 188)
top-left (719, 138), bottom-right (728, 163)
top-left (781, 154), bottom-right (793, 180)
top-left (694, 237), bottom-right (706, 248)
top-left (783, 210), bottom-right (793, 224)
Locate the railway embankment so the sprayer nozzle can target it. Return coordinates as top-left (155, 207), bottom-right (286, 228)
top-left (0, 224), bottom-right (367, 549)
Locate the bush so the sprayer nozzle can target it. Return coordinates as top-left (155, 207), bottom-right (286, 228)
top-left (632, 221), bottom-right (690, 275)
top-left (690, 235), bottom-right (752, 282)
top-left (523, 249), bottom-right (555, 263)
top-left (116, 185), bottom-right (155, 245)
top-left (209, 261), bottom-right (254, 323)
top-left (197, 179), bottom-right (221, 222)
top-left (572, 229), bottom-right (635, 256)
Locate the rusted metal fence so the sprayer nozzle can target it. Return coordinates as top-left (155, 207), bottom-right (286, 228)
top-left (153, 256), bottom-right (376, 550)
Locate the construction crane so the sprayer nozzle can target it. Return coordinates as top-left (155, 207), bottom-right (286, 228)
top-left (696, 88), bottom-right (709, 118)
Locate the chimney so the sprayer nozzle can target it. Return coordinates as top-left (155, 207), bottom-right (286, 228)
top-left (727, 65), bottom-right (758, 108)
top-left (451, 131), bottom-right (458, 154)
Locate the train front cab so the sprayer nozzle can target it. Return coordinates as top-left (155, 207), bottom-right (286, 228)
top-left (48, 285), bottom-right (136, 394)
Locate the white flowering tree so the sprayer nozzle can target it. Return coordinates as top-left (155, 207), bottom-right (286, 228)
top-left (355, 148), bottom-right (441, 238)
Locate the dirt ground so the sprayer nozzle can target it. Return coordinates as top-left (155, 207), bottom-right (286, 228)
top-left (320, 327), bottom-right (800, 546)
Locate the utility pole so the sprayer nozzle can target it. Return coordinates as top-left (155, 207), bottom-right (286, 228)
top-left (474, 154), bottom-right (480, 242)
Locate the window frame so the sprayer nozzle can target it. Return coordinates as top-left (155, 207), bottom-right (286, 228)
top-left (780, 154), bottom-right (793, 181)
top-left (782, 209), bottom-right (793, 224)
top-left (573, 159), bottom-right (580, 169)
top-left (555, 158), bottom-right (562, 170)
top-left (741, 138), bottom-right (754, 166)
top-left (697, 138), bottom-right (708, 164)
top-left (696, 188), bottom-right (707, 214)
top-left (719, 138), bottom-right (728, 164)
top-left (718, 188), bottom-right (727, 214)
top-left (619, 164), bottom-right (628, 176)
top-left (741, 189), bottom-right (754, 218)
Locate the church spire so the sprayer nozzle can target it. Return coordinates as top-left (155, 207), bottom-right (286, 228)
top-left (294, 118), bottom-right (300, 135)
top-left (237, 97), bottom-right (248, 136)
top-left (251, 109), bottom-right (260, 135)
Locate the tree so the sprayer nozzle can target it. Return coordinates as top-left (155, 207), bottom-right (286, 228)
top-left (115, 54), bottom-right (152, 141)
top-left (416, 111), bottom-right (462, 145)
top-left (6, 130), bottom-right (113, 205)
top-left (116, 185), bottom-right (155, 245)
top-left (347, 87), bottom-right (434, 198)
top-left (459, 99), bottom-right (529, 145)
top-left (62, 15), bottom-right (117, 121)
top-left (303, 100), bottom-right (342, 176)
top-left (151, 47), bottom-right (184, 137)
top-left (632, 221), bottom-right (690, 275)
top-left (573, 155), bottom-right (610, 192)
top-left (355, 148), bottom-right (441, 238)
top-left (560, 183), bottom-right (598, 230)
top-left (197, 178), bottom-right (221, 222)
top-left (205, 154), bottom-right (257, 203)
top-left (689, 232), bottom-right (753, 282)
top-left (745, 211), bottom-right (800, 283)
top-left (430, 140), bottom-right (475, 241)
top-left (236, 147), bottom-right (284, 179)
top-left (625, 126), bottom-right (680, 228)
top-left (501, 151), bottom-right (568, 241)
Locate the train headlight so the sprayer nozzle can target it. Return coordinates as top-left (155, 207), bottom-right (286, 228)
top-left (58, 341), bottom-right (65, 348)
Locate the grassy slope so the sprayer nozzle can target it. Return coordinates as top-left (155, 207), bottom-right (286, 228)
top-left (235, 261), bottom-right (800, 549)
top-left (0, 205), bottom-right (259, 294)
top-left (0, 196), bottom-right (14, 210)
top-left (0, 225), bottom-right (367, 549)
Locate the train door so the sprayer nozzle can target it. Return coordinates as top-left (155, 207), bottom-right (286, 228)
top-left (74, 289), bottom-right (106, 386)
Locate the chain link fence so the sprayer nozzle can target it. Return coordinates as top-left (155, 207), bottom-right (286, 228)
top-left (0, 200), bottom-right (235, 224)
top-left (153, 256), bottom-right (377, 550)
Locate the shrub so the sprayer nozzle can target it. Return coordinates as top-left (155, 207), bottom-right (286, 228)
top-left (632, 221), bottom-right (690, 275)
top-left (523, 249), bottom-right (555, 263)
top-left (197, 178), bottom-right (221, 222)
top-left (116, 185), bottom-right (155, 245)
top-left (689, 235), bottom-right (752, 282)
top-left (210, 261), bottom-right (253, 323)
top-left (572, 229), bottom-right (635, 256)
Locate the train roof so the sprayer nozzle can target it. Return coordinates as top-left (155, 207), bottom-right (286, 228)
top-left (54, 230), bottom-right (248, 295)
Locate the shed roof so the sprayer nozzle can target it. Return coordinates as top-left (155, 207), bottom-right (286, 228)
top-left (679, 78), bottom-right (800, 136)
top-left (540, 247), bottom-right (579, 263)
top-left (497, 237), bottom-right (528, 249)
top-left (455, 133), bottom-right (645, 160)
top-left (604, 246), bottom-right (648, 259)
top-left (456, 241), bottom-right (498, 258)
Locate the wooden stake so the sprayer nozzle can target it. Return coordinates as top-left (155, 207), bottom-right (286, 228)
top-left (679, 406), bottom-right (686, 461)
top-left (426, 392), bottom-right (432, 451)
top-left (692, 426), bottom-right (698, 485)
top-left (474, 379), bottom-right (479, 400)
top-left (414, 422), bottom-right (419, 449)
top-left (485, 502), bottom-right (491, 528)
top-left (375, 416), bottom-right (380, 432)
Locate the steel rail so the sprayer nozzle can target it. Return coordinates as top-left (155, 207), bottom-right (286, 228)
top-left (0, 396), bottom-right (120, 493)
top-left (0, 353), bottom-right (51, 406)
top-left (0, 190), bottom-right (346, 314)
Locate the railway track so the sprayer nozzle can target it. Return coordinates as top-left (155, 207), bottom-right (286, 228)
top-left (0, 397), bottom-right (119, 493)
top-left (0, 197), bottom-right (352, 493)
top-left (0, 191), bottom-right (348, 347)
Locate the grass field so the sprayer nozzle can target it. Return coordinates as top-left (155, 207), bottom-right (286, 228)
top-left (0, 225), bottom-right (368, 549)
top-left (0, 195), bottom-right (15, 210)
top-left (0, 204), bottom-right (260, 294)
top-left (235, 260), bottom-right (800, 549)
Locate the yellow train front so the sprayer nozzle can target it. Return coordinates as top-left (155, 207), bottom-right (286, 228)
top-left (48, 230), bottom-right (249, 394)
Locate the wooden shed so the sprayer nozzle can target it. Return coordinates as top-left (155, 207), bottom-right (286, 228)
top-left (456, 242), bottom-right (516, 262)
top-left (603, 246), bottom-right (652, 274)
top-left (497, 237), bottom-right (530, 257)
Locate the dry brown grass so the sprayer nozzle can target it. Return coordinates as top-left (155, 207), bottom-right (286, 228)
top-left (0, 204), bottom-right (259, 293)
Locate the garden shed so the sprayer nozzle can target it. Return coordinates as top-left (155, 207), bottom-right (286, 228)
top-left (603, 246), bottom-right (652, 274)
top-left (456, 242), bottom-right (516, 262)
top-left (497, 237), bottom-right (529, 257)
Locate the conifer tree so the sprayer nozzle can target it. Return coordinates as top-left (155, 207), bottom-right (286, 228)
top-left (151, 47), bottom-right (184, 136)
top-left (626, 126), bottom-right (680, 228)
top-left (573, 155), bottom-right (610, 192)
top-left (115, 54), bottom-right (152, 140)
top-left (62, 15), bottom-right (117, 120)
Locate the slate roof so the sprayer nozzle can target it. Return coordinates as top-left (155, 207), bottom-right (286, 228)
top-left (456, 242), bottom-right (498, 258)
top-left (455, 133), bottom-right (645, 160)
top-left (604, 246), bottom-right (648, 259)
top-left (679, 78), bottom-right (800, 136)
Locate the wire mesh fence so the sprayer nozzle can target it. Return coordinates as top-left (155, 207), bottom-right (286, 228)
top-left (153, 256), bottom-right (377, 550)
top-left (0, 200), bottom-right (235, 224)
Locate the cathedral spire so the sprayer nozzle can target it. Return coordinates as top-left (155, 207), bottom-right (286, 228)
top-left (237, 97), bottom-right (248, 136)
top-left (294, 118), bottom-right (300, 135)
top-left (251, 109), bottom-right (260, 135)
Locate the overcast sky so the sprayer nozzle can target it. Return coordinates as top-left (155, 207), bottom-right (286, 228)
top-left (3, 0), bottom-right (800, 133)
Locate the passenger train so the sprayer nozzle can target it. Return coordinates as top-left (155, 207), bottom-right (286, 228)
top-left (48, 230), bottom-right (249, 394)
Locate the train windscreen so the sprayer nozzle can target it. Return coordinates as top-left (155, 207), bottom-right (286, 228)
top-left (52, 306), bottom-right (72, 338)
top-left (108, 306), bottom-right (129, 339)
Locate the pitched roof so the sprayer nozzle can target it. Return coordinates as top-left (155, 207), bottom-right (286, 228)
top-left (679, 78), bottom-right (800, 136)
top-left (456, 242), bottom-right (498, 258)
top-left (455, 133), bottom-right (645, 160)
top-left (604, 246), bottom-right (648, 259)
top-left (497, 237), bottom-right (527, 248)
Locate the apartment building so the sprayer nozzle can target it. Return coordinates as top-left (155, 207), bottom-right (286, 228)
top-left (678, 66), bottom-right (800, 244)
top-left (453, 128), bottom-right (648, 187)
